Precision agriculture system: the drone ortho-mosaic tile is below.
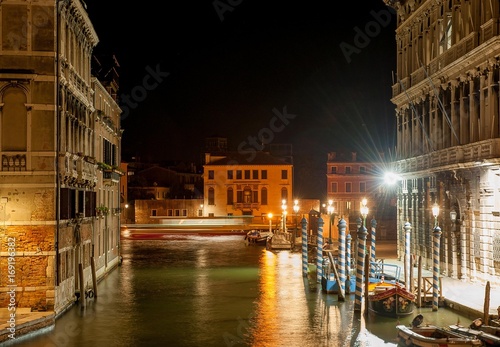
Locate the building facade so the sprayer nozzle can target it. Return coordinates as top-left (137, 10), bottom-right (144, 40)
top-left (203, 151), bottom-right (294, 228)
top-left (0, 0), bottom-right (122, 318)
top-left (385, 0), bottom-right (500, 283)
top-left (326, 151), bottom-right (396, 241)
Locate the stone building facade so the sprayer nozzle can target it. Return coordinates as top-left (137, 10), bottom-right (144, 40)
top-left (0, 0), bottom-right (122, 318)
top-left (384, 0), bottom-right (500, 284)
top-left (203, 151), bottom-right (294, 227)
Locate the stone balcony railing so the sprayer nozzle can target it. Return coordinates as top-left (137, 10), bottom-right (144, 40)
top-left (394, 138), bottom-right (500, 175)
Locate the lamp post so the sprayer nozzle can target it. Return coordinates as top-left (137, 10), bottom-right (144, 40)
top-left (432, 203), bottom-right (442, 311)
top-left (281, 199), bottom-right (287, 233)
top-left (293, 200), bottom-right (299, 237)
top-left (200, 204), bottom-right (204, 217)
top-left (354, 199), bottom-right (369, 311)
top-left (327, 199), bottom-right (334, 244)
top-left (268, 212), bottom-right (273, 235)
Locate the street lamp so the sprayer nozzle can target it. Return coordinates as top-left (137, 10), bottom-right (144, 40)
top-left (361, 198), bottom-right (368, 229)
top-left (200, 204), bottom-right (204, 217)
top-left (327, 199), bottom-right (334, 244)
top-left (293, 200), bottom-right (299, 237)
top-left (267, 212), bottom-right (273, 235)
top-left (281, 199), bottom-right (287, 233)
top-left (432, 203), bottom-right (440, 227)
top-left (431, 202), bottom-right (442, 311)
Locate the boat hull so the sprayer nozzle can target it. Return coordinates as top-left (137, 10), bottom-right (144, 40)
top-left (397, 325), bottom-right (483, 347)
top-left (449, 324), bottom-right (500, 346)
top-left (368, 284), bottom-right (415, 317)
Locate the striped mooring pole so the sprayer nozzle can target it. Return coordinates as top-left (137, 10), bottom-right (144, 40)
top-left (404, 221), bottom-right (412, 288)
top-left (301, 216), bottom-right (308, 277)
top-left (346, 233), bottom-right (352, 293)
top-left (354, 222), bottom-right (368, 311)
top-left (432, 225), bottom-right (442, 311)
top-left (338, 218), bottom-right (347, 294)
top-left (370, 218), bottom-right (377, 277)
top-left (316, 217), bottom-right (324, 283)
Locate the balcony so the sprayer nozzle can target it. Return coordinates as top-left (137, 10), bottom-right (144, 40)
top-left (103, 169), bottom-right (122, 185)
top-left (234, 202), bottom-right (260, 211)
top-left (395, 138), bottom-right (500, 176)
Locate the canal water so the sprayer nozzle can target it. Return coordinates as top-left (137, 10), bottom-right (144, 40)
top-left (10, 234), bottom-right (472, 347)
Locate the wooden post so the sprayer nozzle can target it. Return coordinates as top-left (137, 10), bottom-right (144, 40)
top-left (484, 281), bottom-right (491, 324)
top-left (409, 254), bottom-right (414, 292)
top-left (79, 263), bottom-right (85, 308)
top-left (91, 256), bottom-right (98, 298)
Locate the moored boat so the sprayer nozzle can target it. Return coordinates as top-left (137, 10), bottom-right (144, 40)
top-left (449, 323), bottom-right (500, 346)
top-left (266, 231), bottom-right (293, 250)
top-left (397, 324), bottom-right (483, 347)
top-left (368, 281), bottom-right (416, 317)
top-left (244, 230), bottom-right (270, 245)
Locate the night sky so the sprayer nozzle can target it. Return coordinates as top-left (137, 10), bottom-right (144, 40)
top-left (84, 1), bottom-right (398, 199)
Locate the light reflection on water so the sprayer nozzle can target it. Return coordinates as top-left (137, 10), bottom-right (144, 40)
top-left (10, 235), bottom-right (472, 347)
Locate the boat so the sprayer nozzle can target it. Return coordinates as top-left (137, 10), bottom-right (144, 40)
top-left (244, 230), bottom-right (270, 245)
top-left (266, 231), bottom-right (293, 250)
top-left (368, 281), bottom-right (416, 317)
top-left (468, 317), bottom-right (500, 337)
top-left (397, 324), bottom-right (484, 347)
top-left (449, 323), bottom-right (500, 346)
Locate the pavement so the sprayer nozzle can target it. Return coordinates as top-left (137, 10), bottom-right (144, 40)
top-left (382, 257), bottom-right (500, 322)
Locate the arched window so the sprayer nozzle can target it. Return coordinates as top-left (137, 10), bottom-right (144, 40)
top-left (1, 87), bottom-right (27, 151)
top-left (243, 186), bottom-right (252, 203)
top-left (281, 188), bottom-right (288, 201)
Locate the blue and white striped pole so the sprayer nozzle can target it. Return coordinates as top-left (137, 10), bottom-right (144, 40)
top-left (338, 218), bottom-right (347, 294)
top-left (316, 217), bottom-right (324, 283)
top-left (301, 216), bottom-right (308, 277)
top-left (355, 223), bottom-right (368, 311)
top-left (404, 221), bottom-right (412, 288)
top-left (370, 218), bottom-right (377, 277)
top-left (432, 225), bottom-right (442, 311)
top-left (346, 233), bottom-right (352, 294)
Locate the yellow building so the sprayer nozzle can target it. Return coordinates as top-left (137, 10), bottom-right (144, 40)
top-left (203, 151), bottom-right (294, 228)
top-left (0, 0), bottom-right (122, 321)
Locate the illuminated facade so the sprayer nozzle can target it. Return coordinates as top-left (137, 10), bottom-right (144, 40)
top-left (326, 151), bottom-right (396, 240)
top-left (0, 0), bottom-right (122, 316)
top-left (385, 0), bottom-right (500, 283)
top-left (203, 151), bottom-right (293, 226)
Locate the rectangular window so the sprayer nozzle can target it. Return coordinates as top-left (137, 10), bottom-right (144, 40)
top-left (252, 170), bottom-right (258, 179)
top-left (236, 170), bottom-right (242, 179)
top-left (227, 170), bottom-right (233, 179)
top-left (208, 170), bottom-right (214, 179)
top-left (360, 182), bottom-right (366, 192)
top-left (253, 191), bottom-right (258, 203)
top-left (261, 170), bottom-right (267, 179)
top-left (345, 182), bottom-right (352, 193)
top-left (208, 188), bottom-right (215, 205)
top-left (151, 209), bottom-right (157, 216)
top-left (281, 170), bottom-right (288, 179)
top-left (345, 167), bottom-right (351, 174)
top-left (227, 189), bottom-right (234, 205)
top-left (175, 209), bottom-right (180, 216)
top-left (182, 209), bottom-right (187, 216)
top-left (236, 190), bottom-right (243, 203)
top-left (244, 170), bottom-right (250, 179)
top-left (360, 166), bottom-right (366, 174)
top-left (331, 166), bottom-right (337, 174)
top-left (261, 189), bottom-right (268, 205)
top-left (331, 182), bottom-right (337, 193)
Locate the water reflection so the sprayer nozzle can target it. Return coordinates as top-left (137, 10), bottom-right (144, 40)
top-left (9, 235), bottom-right (472, 347)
